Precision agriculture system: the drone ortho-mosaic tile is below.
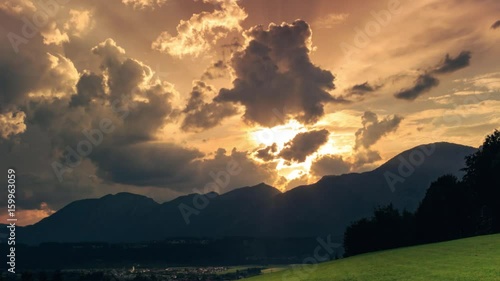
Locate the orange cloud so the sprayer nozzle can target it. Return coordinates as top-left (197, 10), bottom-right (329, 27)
top-left (0, 202), bottom-right (55, 226)
top-left (152, 0), bottom-right (247, 58)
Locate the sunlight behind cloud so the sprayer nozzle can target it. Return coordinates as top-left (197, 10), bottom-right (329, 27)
top-left (251, 120), bottom-right (353, 186)
top-left (251, 120), bottom-right (307, 149)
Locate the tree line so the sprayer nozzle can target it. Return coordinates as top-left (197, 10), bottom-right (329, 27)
top-left (344, 130), bottom-right (500, 257)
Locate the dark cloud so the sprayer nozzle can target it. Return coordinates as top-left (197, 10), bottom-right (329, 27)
top-left (311, 155), bottom-right (351, 176)
top-left (202, 60), bottom-right (231, 80)
top-left (70, 73), bottom-right (106, 108)
top-left (279, 129), bottom-right (329, 163)
top-left (215, 20), bottom-right (338, 127)
top-left (93, 142), bottom-right (204, 187)
top-left (1, 36), bottom-right (276, 197)
top-left (0, 126), bottom-right (103, 210)
top-left (255, 143), bottom-right (278, 161)
top-left (491, 20), bottom-right (500, 29)
top-left (0, 111), bottom-right (26, 138)
top-left (394, 51), bottom-right (472, 101)
top-left (195, 148), bottom-right (278, 192)
top-left (394, 74), bottom-right (440, 101)
top-left (433, 51), bottom-right (472, 74)
top-left (152, 0), bottom-right (247, 58)
top-left (347, 82), bottom-right (382, 96)
top-left (0, 10), bottom-right (79, 114)
top-left (355, 111), bottom-right (403, 150)
top-left (181, 81), bottom-right (239, 132)
top-left (353, 149), bottom-right (382, 168)
top-left (13, 39), bottom-right (186, 194)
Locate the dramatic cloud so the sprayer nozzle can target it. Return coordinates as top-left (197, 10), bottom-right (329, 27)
top-left (355, 111), bottom-right (403, 150)
top-left (0, 0), bottom-right (498, 223)
top-left (0, 111), bottom-right (26, 139)
top-left (202, 60), bottom-right (231, 80)
top-left (22, 39), bottom-right (181, 184)
top-left (311, 155), bottom-right (351, 176)
top-left (0, 40), bottom-right (48, 111)
top-left (93, 142), bottom-right (204, 187)
top-left (97, 145), bottom-right (278, 191)
top-left (492, 20), bottom-right (500, 29)
top-left (394, 74), bottom-right (440, 101)
top-left (395, 51), bottom-right (472, 101)
top-left (152, 0), bottom-right (247, 57)
top-left (195, 148), bottom-right (278, 192)
top-left (0, 9), bottom-right (79, 116)
top-left (255, 143), bottom-right (278, 161)
top-left (279, 129), bottom-right (330, 163)
top-left (181, 81), bottom-right (238, 131)
top-left (216, 20), bottom-right (338, 127)
top-left (0, 1), bottom-right (94, 47)
top-left (0, 0), bottom-right (67, 46)
top-left (347, 82), bottom-right (382, 96)
top-left (352, 149), bottom-right (382, 168)
top-left (70, 73), bottom-right (106, 108)
top-left (433, 51), bottom-right (472, 74)
top-left (6, 38), bottom-right (274, 194)
top-left (64, 9), bottom-right (94, 37)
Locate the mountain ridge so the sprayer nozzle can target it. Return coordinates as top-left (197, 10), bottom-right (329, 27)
top-left (19, 142), bottom-right (477, 245)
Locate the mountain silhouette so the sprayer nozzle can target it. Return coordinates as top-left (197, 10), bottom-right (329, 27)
top-left (19, 142), bottom-right (476, 245)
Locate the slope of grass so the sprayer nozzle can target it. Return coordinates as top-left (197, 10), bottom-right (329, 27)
top-left (244, 234), bottom-right (500, 281)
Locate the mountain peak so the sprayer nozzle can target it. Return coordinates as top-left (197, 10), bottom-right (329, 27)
top-left (253, 182), bottom-right (277, 189)
top-left (101, 192), bottom-right (158, 204)
top-left (220, 183), bottom-right (281, 199)
top-left (247, 182), bottom-right (281, 194)
top-left (376, 142), bottom-right (476, 173)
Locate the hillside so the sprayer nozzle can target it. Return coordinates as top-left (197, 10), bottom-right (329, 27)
top-left (244, 234), bottom-right (500, 281)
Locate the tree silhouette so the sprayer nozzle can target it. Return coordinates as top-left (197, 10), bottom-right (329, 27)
top-left (344, 204), bottom-right (415, 257)
top-left (462, 130), bottom-right (500, 232)
top-left (344, 130), bottom-right (500, 256)
top-left (415, 175), bottom-right (477, 243)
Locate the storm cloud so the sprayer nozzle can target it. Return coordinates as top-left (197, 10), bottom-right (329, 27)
top-left (182, 81), bottom-right (239, 132)
top-left (215, 20), bottom-right (338, 127)
top-left (395, 51), bottom-right (472, 101)
top-left (279, 129), bottom-right (330, 163)
top-left (311, 155), bottom-right (351, 176)
top-left (394, 74), bottom-right (440, 101)
top-left (355, 111), bottom-right (403, 150)
top-left (347, 82), bottom-right (382, 96)
top-left (433, 51), bottom-right (472, 74)
top-left (202, 60), bottom-right (231, 80)
top-left (255, 143), bottom-right (278, 162)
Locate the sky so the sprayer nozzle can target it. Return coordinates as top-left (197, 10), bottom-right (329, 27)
top-left (0, 0), bottom-right (499, 225)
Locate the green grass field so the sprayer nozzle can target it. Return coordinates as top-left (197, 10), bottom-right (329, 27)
top-left (244, 234), bottom-right (500, 281)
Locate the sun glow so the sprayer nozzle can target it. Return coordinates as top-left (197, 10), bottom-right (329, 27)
top-left (250, 120), bottom-right (349, 187)
top-left (251, 120), bottom-right (307, 149)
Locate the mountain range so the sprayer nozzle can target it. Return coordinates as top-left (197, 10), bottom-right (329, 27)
top-left (18, 142), bottom-right (476, 245)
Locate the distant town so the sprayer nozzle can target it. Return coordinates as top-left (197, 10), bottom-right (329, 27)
top-left (1, 266), bottom-right (265, 281)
